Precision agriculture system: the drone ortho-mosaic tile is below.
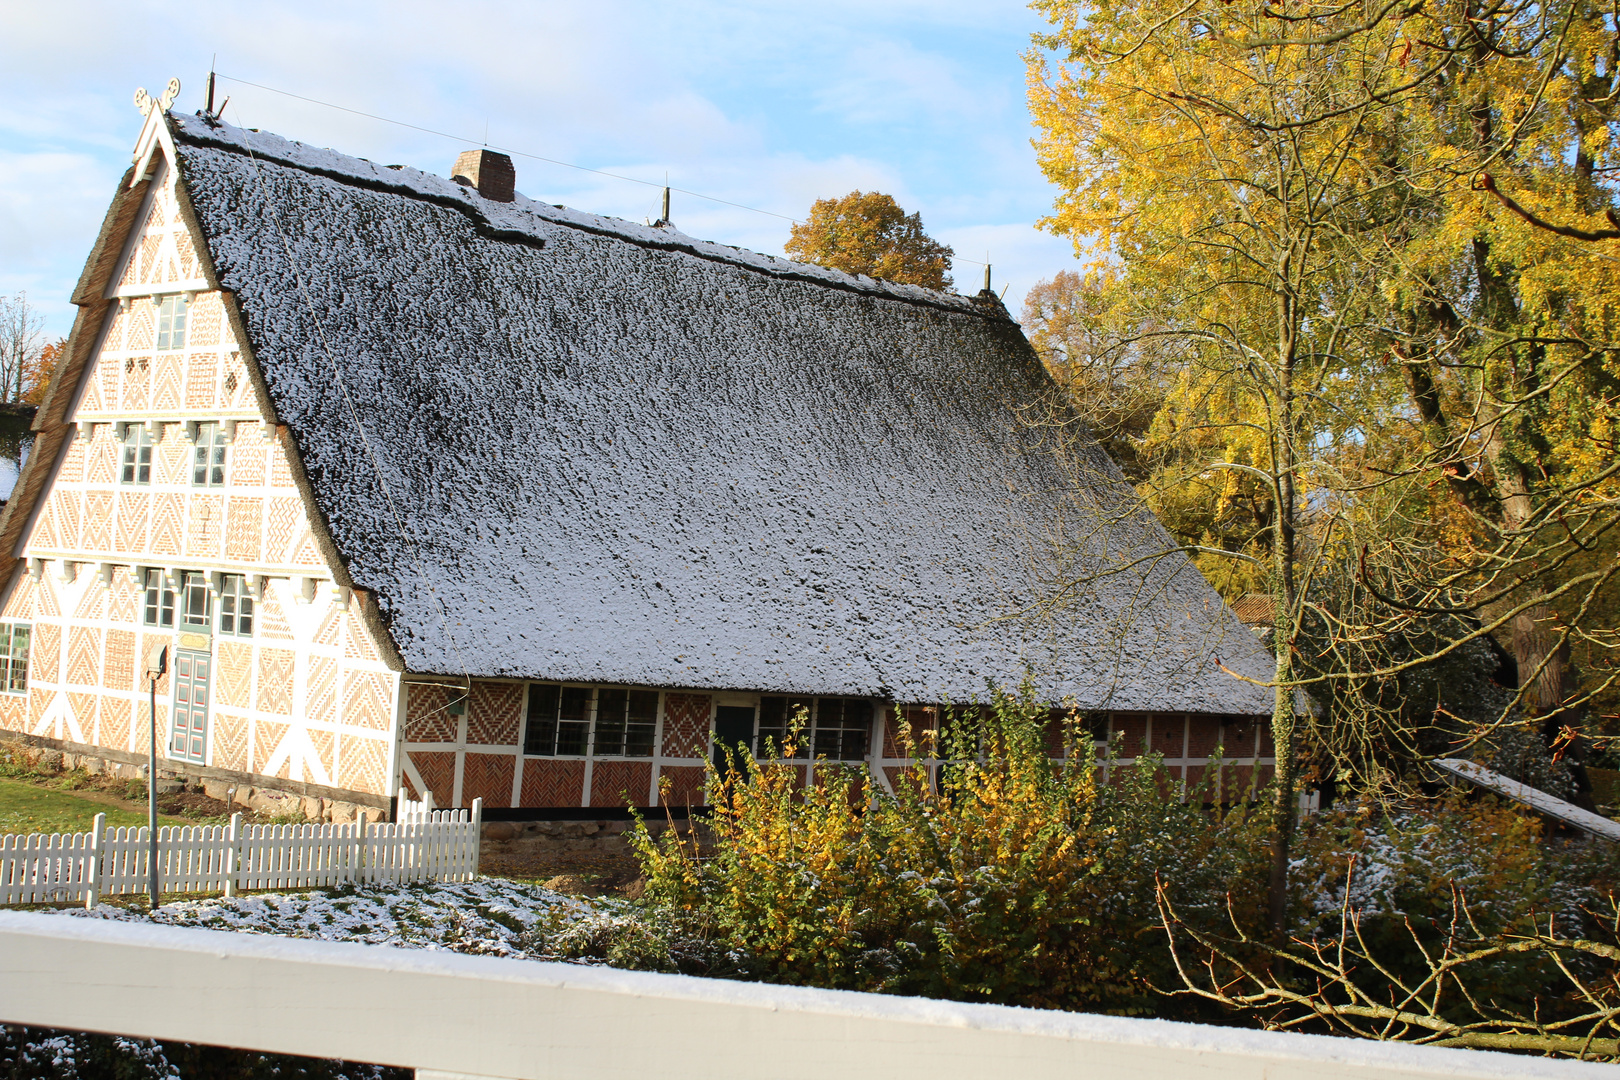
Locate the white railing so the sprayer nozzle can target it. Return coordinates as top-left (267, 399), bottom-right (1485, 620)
top-left (0, 910), bottom-right (1604, 1080)
top-left (0, 797), bottom-right (481, 907)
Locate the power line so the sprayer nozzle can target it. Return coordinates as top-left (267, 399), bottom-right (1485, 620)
top-left (214, 74), bottom-right (803, 224)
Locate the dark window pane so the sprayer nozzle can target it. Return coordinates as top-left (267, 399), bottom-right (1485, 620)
top-left (525, 684), bottom-right (559, 755)
top-left (595, 688), bottom-right (628, 756)
top-left (626, 690), bottom-right (658, 757)
top-left (556, 686), bottom-right (591, 756)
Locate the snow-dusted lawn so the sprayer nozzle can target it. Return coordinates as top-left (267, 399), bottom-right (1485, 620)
top-left (50, 878), bottom-right (623, 961)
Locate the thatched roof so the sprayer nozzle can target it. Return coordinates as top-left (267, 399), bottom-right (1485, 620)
top-left (164, 115), bottom-right (1273, 713)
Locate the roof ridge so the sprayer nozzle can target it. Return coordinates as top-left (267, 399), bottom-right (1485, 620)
top-left (168, 113), bottom-right (1013, 322)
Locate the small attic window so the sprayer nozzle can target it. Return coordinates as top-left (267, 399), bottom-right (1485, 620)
top-left (121, 426), bottom-right (153, 485)
top-left (155, 295), bottom-right (188, 351)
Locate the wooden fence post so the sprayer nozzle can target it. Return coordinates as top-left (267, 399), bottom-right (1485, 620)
top-left (85, 814), bottom-right (106, 911)
top-left (224, 813), bottom-right (242, 898)
top-left (470, 798), bottom-right (482, 881)
top-left (353, 813), bottom-right (367, 886)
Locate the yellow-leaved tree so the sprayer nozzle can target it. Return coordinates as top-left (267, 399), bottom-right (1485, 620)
top-left (784, 191), bottom-right (955, 290)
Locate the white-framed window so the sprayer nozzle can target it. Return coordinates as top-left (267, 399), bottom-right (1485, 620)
top-left (120, 425), bottom-right (153, 485)
top-left (179, 571), bottom-right (212, 631)
top-left (155, 294), bottom-right (188, 351)
top-left (522, 684), bottom-right (658, 758)
top-left (218, 574), bottom-right (254, 638)
top-left (0, 623), bottom-right (30, 693)
top-left (142, 569), bottom-right (175, 628)
top-left (756, 696), bottom-right (872, 761)
top-left (192, 421), bottom-right (227, 487)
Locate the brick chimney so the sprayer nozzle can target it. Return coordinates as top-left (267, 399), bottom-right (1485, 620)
top-left (451, 149), bottom-right (515, 203)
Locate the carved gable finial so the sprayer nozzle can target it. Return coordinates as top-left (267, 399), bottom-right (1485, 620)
top-left (134, 77), bottom-right (181, 117)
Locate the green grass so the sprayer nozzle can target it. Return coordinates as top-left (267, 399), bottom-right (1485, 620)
top-left (0, 777), bottom-right (185, 835)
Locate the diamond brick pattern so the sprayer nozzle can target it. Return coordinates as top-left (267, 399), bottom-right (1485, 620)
top-left (185, 352), bottom-right (217, 409)
top-left (121, 359), bottom-right (149, 410)
top-left (518, 759), bottom-right (584, 808)
top-left (410, 751), bottom-right (456, 806)
top-left (225, 357), bottom-right (252, 409)
top-left (187, 494), bottom-right (224, 559)
top-left (266, 498), bottom-right (300, 561)
top-left (82, 491), bottom-right (114, 552)
top-left (100, 698), bottom-right (130, 751)
top-left (153, 434), bottom-right (186, 486)
top-left (467, 681), bottom-right (521, 745)
top-left (338, 733), bottom-right (389, 796)
top-left (656, 766), bottom-right (708, 809)
top-left (213, 711), bottom-right (248, 772)
top-left (590, 760), bottom-right (651, 809)
top-left (405, 684), bottom-right (457, 742)
top-left (462, 752), bottom-right (515, 808)
top-left (660, 693), bottom-right (712, 759)
top-left (66, 627), bottom-right (100, 687)
top-left (231, 442), bottom-right (266, 487)
top-left (116, 491), bottom-right (150, 554)
top-left (343, 670), bottom-right (391, 731)
top-left (108, 577), bottom-right (137, 624)
top-left (256, 648), bottom-right (294, 715)
top-left (305, 655), bottom-right (337, 721)
top-left (103, 630), bottom-right (135, 690)
top-left (225, 497), bottom-right (262, 560)
top-left (215, 640), bottom-right (252, 709)
top-left (149, 493), bottom-right (182, 556)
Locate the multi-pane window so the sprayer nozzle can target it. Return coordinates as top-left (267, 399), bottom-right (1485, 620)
top-left (757, 696), bottom-right (872, 761)
top-left (0, 623), bottom-right (30, 693)
top-left (120, 425), bottom-right (153, 485)
top-left (142, 569), bottom-right (175, 627)
top-left (155, 294), bottom-right (188, 351)
top-left (523, 684), bottom-right (659, 758)
top-left (192, 422), bottom-right (227, 486)
top-left (218, 574), bottom-right (254, 637)
top-left (180, 572), bottom-right (212, 631)
top-left (594, 688), bottom-right (658, 757)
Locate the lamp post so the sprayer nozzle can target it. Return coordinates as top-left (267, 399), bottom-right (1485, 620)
top-left (144, 643), bottom-right (167, 910)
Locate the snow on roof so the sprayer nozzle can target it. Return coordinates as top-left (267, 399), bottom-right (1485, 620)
top-left (168, 115), bottom-right (1273, 712)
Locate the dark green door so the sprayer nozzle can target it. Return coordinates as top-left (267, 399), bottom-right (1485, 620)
top-left (712, 705), bottom-right (756, 778)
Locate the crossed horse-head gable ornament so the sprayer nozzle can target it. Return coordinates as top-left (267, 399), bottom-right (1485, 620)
top-left (134, 78), bottom-right (181, 117)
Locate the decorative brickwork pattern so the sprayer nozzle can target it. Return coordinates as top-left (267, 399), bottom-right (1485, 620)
top-left (185, 352), bottom-right (217, 408)
top-left (343, 670), bottom-right (391, 731)
top-left (72, 580), bottom-right (106, 621)
top-left (0, 698), bottom-right (25, 734)
top-left (462, 752), bottom-right (515, 808)
top-left (36, 578), bottom-right (59, 619)
top-left (99, 698), bottom-right (130, 751)
top-left (255, 592), bottom-right (293, 640)
top-left (116, 491), bottom-right (149, 554)
top-left (215, 641), bottom-right (253, 709)
top-left (590, 761), bottom-right (651, 809)
top-left (68, 693), bottom-right (95, 742)
top-left (149, 493), bottom-right (182, 556)
top-left (29, 689), bottom-right (56, 735)
top-left (186, 494), bottom-right (224, 559)
top-left (85, 437), bottom-right (116, 485)
top-left (213, 711), bottom-right (249, 772)
top-left (153, 430), bottom-right (187, 486)
top-left (137, 633), bottom-right (170, 695)
top-left (305, 727), bottom-right (336, 784)
top-left (107, 577), bottom-right (137, 625)
top-left (410, 751), bottom-right (456, 807)
top-left (337, 733), bottom-right (388, 796)
top-left (59, 443), bottom-right (85, 485)
top-left (66, 627), bottom-right (100, 687)
top-left (518, 759), bottom-right (584, 808)
top-left (81, 491), bottom-right (114, 554)
top-left (660, 693), bottom-right (711, 758)
top-left (405, 684), bottom-right (457, 743)
top-left (344, 617), bottom-right (380, 664)
top-left (231, 442), bottom-right (265, 487)
top-left (152, 355), bottom-right (182, 412)
top-left (102, 630), bottom-right (135, 691)
top-left (256, 648), bottom-right (294, 715)
top-left (265, 498), bottom-right (300, 561)
top-left (467, 681), bottom-right (521, 745)
top-left (254, 718), bottom-right (290, 777)
top-left (32, 624), bottom-right (59, 687)
top-left (305, 655), bottom-right (337, 722)
top-left (225, 496), bottom-right (262, 560)
top-left (313, 609), bottom-right (341, 648)
top-left (656, 766), bottom-right (708, 809)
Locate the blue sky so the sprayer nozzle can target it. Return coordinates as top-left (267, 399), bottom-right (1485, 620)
top-left (2, 1), bottom-right (1080, 341)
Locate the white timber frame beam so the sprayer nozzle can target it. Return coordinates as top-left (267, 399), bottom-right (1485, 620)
top-left (0, 911), bottom-right (1603, 1080)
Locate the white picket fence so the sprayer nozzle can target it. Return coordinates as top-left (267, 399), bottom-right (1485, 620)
top-left (0, 795), bottom-right (481, 907)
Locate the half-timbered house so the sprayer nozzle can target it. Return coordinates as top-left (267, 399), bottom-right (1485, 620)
top-left (0, 98), bottom-right (1276, 818)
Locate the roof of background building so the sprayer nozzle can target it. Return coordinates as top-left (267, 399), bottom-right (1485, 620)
top-left (163, 114), bottom-right (1273, 713)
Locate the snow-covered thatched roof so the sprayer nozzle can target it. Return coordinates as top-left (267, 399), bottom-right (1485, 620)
top-left (166, 115), bottom-right (1272, 713)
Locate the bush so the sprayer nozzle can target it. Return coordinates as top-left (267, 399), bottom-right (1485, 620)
top-left (631, 687), bottom-right (1269, 1014)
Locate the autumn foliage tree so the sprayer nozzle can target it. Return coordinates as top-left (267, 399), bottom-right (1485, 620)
top-left (785, 191), bottom-right (954, 290)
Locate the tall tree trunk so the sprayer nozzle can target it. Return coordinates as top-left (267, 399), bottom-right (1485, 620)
top-left (1267, 260), bottom-right (1301, 941)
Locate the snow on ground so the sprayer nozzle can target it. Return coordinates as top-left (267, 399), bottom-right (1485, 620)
top-left (53, 878), bottom-right (621, 961)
